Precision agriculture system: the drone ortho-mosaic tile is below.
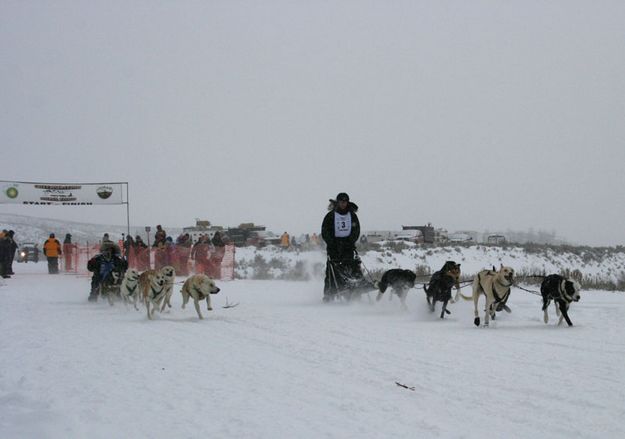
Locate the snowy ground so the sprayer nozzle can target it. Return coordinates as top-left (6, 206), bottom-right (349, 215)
top-left (1, 263), bottom-right (625, 439)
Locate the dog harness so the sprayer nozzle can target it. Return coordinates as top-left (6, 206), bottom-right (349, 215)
top-left (559, 280), bottom-right (576, 302)
top-left (493, 283), bottom-right (511, 304)
top-left (192, 285), bottom-right (207, 299)
top-left (150, 284), bottom-right (166, 299)
top-left (125, 283), bottom-right (137, 296)
top-left (546, 277), bottom-right (574, 302)
top-left (480, 273), bottom-right (511, 304)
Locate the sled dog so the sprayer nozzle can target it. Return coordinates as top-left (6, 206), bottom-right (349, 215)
top-left (461, 264), bottom-right (515, 327)
top-left (158, 265), bottom-right (176, 312)
top-left (139, 269), bottom-right (167, 319)
top-left (103, 271), bottom-right (122, 306)
top-left (376, 269), bottom-right (416, 310)
top-left (120, 269), bottom-right (141, 310)
top-left (180, 274), bottom-right (221, 319)
top-left (424, 261), bottom-right (461, 319)
top-left (540, 274), bottom-right (581, 326)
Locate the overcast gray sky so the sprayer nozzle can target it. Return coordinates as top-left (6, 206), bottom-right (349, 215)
top-left (2, 1), bottom-right (624, 245)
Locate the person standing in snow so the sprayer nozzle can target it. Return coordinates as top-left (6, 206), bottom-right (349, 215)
top-left (4, 230), bottom-right (18, 275)
top-left (63, 233), bottom-right (75, 271)
top-left (43, 233), bottom-right (62, 274)
top-left (0, 230), bottom-right (12, 278)
top-left (321, 192), bottom-right (362, 302)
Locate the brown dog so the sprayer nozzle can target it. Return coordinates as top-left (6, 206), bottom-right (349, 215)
top-left (139, 269), bottom-right (166, 320)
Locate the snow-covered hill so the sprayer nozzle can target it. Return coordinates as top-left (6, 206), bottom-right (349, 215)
top-left (0, 213), bottom-right (180, 245)
top-left (235, 243), bottom-right (625, 289)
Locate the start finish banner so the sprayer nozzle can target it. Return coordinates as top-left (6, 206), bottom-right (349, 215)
top-left (0, 181), bottom-right (127, 205)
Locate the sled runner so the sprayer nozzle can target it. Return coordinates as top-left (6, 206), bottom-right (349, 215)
top-left (324, 255), bottom-right (375, 302)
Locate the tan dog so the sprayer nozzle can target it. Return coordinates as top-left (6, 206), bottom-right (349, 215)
top-left (139, 269), bottom-right (166, 319)
top-left (120, 269), bottom-right (141, 310)
top-left (461, 264), bottom-right (515, 327)
top-left (158, 265), bottom-right (176, 312)
top-left (180, 274), bottom-right (220, 319)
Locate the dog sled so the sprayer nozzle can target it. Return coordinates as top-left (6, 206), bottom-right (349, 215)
top-left (324, 254), bottom-right (375, 303)
top-left (97, 270), bottom-right (125, 305)
top-left (87, 252), bottom-right (127, 304)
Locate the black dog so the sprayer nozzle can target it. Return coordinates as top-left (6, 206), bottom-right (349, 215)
top-left (424, 261), bottom-right (461, 319)
top-left (540, 274), bottom-right (581, 326)
top-left (376, 269), bottom-right (416, 309)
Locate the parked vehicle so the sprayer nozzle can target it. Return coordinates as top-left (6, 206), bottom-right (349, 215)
top-left (17, 242), bottom-right (39, 263)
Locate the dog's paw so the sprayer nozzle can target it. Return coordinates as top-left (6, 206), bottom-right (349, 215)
top-left (207, 307), bottom-right (213, 311)
top-left (474, 317), bottom-right (480, 327)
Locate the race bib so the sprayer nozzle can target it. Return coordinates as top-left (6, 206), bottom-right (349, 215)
top-left (334, 212), bottom-right (352, 238)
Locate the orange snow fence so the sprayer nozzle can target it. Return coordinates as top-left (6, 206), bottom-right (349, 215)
top-left (61, 243), bottom-right (235, 281)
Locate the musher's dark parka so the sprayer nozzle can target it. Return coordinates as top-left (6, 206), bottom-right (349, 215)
top-left (321, 194), bottom-right (360, 262)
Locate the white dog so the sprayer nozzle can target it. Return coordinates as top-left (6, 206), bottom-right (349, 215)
top-left (120, 269), bottom-right (141, 310)
top-left (462, 264), bottom-right (515, 327)
top-left (180, 274), bottom-right (221, 319)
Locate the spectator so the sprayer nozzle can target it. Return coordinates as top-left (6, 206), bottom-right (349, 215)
top-left (164, 236), bottom-right (176, 266)
top-left (32, 244), bottom-right (40, 263)
top-left (0, 230), bottom-right (11, 278)
top-left (153, 225), bottom-right (167, 248)
top-left (43, 233), bottom-right (62, 274)
top-left (280, 232), bottom-right (290, 249)
top-left (191, 235), bottom-right (211, 275)
top-left (100, 233), bottom-right (121, 256)
top-left (134, 235), bottom-right (150, 270)
top-left (310, 232), bottom-right (320, 248)
top-left (63, 233), bottom-right (75, 271)
top-left (123, 235), bottom-right (135, 258)
top-left (5, 230), bottom-right (17, 275)
top-left (207, 232), bottom-right (225, 278)
top-left (176, 233), bottom-right (192, 276)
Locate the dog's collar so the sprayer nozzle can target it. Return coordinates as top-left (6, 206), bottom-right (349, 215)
top-left (496, 277), bottom-right (513, 289)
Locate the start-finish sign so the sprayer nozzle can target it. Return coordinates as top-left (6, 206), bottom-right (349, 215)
top-left (0, 181), bottom-right (126, 205)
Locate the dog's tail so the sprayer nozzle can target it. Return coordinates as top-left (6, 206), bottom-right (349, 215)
top-left (459, 292), bottom-right (473, 301)
top-left (459, 274), bottom-right (481, 301)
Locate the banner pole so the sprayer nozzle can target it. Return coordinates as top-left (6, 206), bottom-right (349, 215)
top-left (125, 183), bottom-right (130, 239)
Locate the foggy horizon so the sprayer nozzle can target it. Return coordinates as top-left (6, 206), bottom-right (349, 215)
top-left (2, 1), bottom-right (624, 246)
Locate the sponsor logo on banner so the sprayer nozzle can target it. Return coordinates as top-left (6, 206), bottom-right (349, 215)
top-left (5, 185), bottom-right (19, 199)
top-left (97, 186), bottom-right (114, 199)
